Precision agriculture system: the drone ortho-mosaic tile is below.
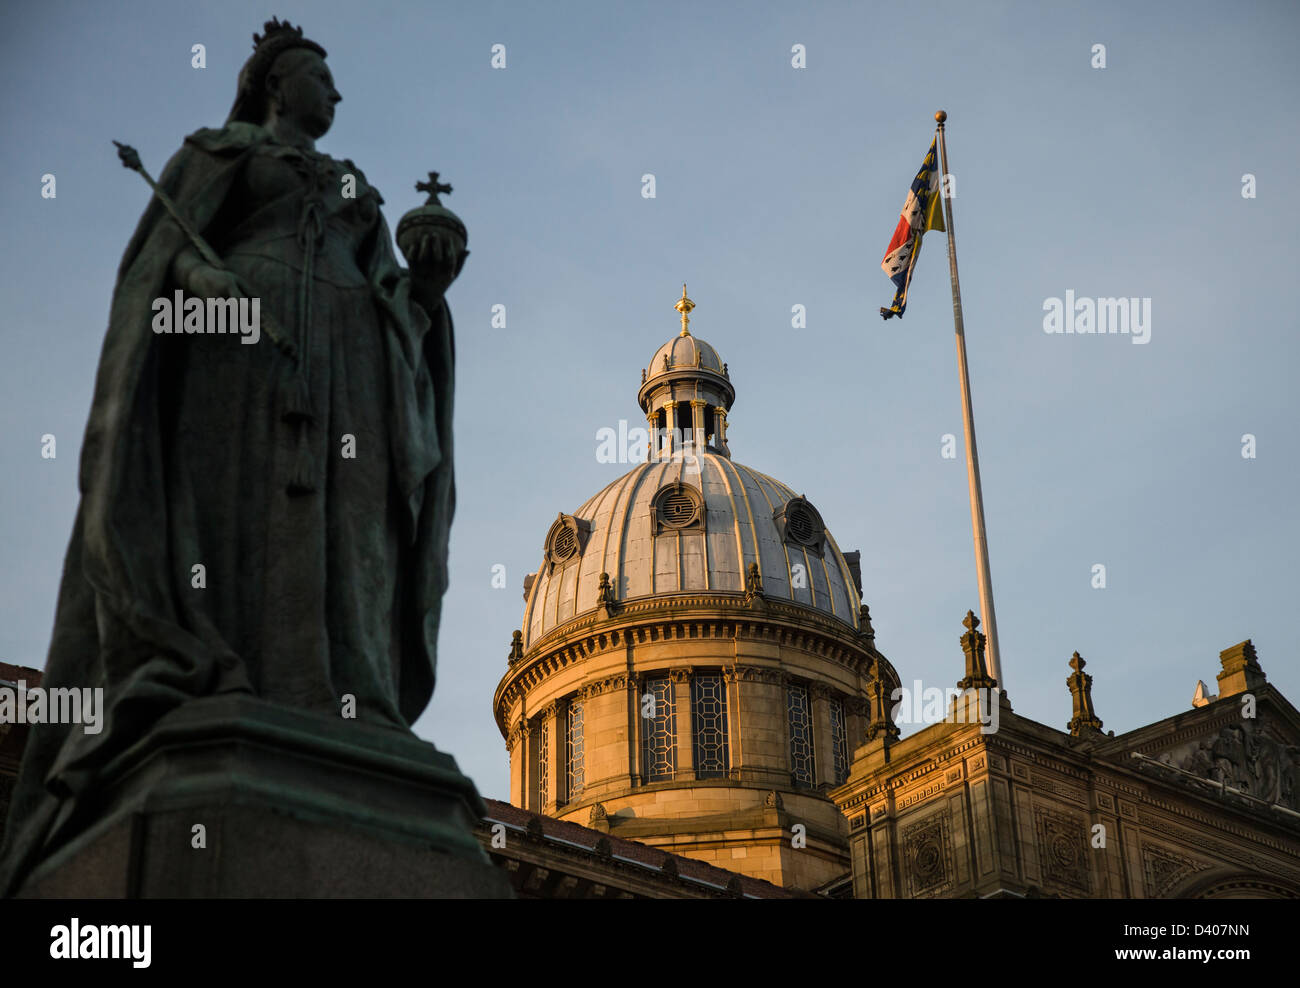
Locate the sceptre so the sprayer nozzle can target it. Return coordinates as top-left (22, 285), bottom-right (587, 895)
top-left (112, 140), bottom-right (298, 360)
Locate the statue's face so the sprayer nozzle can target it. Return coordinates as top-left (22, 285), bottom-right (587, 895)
top-left (268, 49), bottom-right (340, 138)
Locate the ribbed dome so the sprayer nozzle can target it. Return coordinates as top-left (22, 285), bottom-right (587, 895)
top-left (645, 334), bottom-right (725, 383)
top-left (522, 453), bottom-right (862, 649)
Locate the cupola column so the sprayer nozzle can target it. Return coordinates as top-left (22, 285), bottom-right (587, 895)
top-left (689, 399), bottom-right (706, 450)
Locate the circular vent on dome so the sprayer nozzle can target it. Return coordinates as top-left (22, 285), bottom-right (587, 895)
top-left (551, 524), bottom-right (577, 560)
top-left (661, 490), bottom-right (695, 525)
top-left (544, 513), bottom-right (590, 570)
top-left (786, 505), bottom-right (815, 544)
top-left (778, 497), bottom-right (825, 551)
top-left (653, 484), bottom-right (703, 532)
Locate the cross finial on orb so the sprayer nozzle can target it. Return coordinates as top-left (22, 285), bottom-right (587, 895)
top-left (415, 171), bottom-right (453, 203)
top-left (674, 283), bottom-right (695, 337)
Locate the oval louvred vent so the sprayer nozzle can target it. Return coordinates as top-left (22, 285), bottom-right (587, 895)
top-left (551, 524), bottom-right (577, 560)
top-left (661, 490), bottom-right (696, 526)
top-left (786, 504), bottom-right (816, 545)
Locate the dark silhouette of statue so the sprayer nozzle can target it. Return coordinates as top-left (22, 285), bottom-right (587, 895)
top-left (1, 19), bottom-right (467, 895)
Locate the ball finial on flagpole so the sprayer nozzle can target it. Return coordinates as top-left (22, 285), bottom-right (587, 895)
top-left (935, 110), bottom-right (947, 124)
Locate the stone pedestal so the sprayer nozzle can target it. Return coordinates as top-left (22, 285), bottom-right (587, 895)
top-left (17, 695), bottom-right (512, 898)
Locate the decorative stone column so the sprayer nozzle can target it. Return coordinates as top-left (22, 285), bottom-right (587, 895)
top-left (811, 683), bottom-right (837, 788)
top-left (508, 716), bottom-right (527, 807)
top-left (664, 400), bottom-right (678, 454)
top-left (724, 668), bottom-right (744, 775)
top-left (671, 668), bottom-right (694, 780)
top-left (689, 399), bottom-right (706, 450)
top-left (580, 674), bottom-right (633, 798)
top-left (730, 662), bottom-right (788, 788)
top-left (844, 696), bottom-right (869, 755)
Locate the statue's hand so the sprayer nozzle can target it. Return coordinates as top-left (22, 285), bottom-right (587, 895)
top-left (403, 230), bottom-right (468, 299)
top-left (186, 263), bottom-right (245, 301)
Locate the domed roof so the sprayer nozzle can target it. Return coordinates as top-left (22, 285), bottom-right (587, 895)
top-left (522, 452), bottom-right (863, 650)
top-left (646, 333), bottom-right (725, 381)
top-left (636, 286), bottom-right (735, 452)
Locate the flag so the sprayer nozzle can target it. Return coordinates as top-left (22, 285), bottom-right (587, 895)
top-left (879, 138), bottom-right (945, 319)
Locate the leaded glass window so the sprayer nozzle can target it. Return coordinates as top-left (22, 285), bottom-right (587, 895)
top-left (538, 714), bottom-right (550, 807)
top-left (787, 684), bottom-right (816, 788)
top-left (692, 674), bottom-right (729, 778)
top-left (641, 677), bottom-right (676, 782)
top-left (566, 699), bottom-right (585, 800)
top-left (830, 697), bottom-right (849, 785)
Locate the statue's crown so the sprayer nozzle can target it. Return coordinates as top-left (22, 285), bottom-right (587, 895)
top-left (252, 17), bottom-right (308, 51)
top-left (227, 17), bottom-right (327, 124)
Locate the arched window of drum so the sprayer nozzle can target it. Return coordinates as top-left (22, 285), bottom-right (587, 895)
top-left (829, 698), bottom-right (849, 786)
top-left (786, 684), bottom-right (816, 788)
top-left (537, 715), bottom-right (550, 808)
top-left (566, 699), bottom-right (585, 801)
top-left (641, 677), bottom-right (676, 783)
top-left (692, 674), bottom-right (729, 779)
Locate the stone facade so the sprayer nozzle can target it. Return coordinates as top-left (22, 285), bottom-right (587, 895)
top-left (495, 603), bottom-right (896, 891)
top-left (830, 632), bottom-right (1300, 899)
top-left (5, 629), bottom-right (1298, 898)
top-left (474, 797), bottom-right (805, 898)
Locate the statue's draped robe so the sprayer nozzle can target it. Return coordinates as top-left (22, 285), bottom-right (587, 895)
top-left (0, 122), bottom-right (455, 895)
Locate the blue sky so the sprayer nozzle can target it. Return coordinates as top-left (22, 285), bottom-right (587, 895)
top-left (2, 0), bottom-right (1297, 799)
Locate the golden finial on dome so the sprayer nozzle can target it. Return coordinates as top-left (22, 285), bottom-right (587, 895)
top-left (674, 283), bottom-right (695, 337)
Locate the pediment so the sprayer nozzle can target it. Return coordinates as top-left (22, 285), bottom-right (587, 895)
top-left (1102, 694), bottom-right (1300, 812)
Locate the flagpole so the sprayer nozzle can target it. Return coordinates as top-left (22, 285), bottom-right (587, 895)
top-left (934, 109), bottom-right (1003, 688)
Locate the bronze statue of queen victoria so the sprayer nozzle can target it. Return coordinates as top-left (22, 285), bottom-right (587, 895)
top-left (1, 20), bottom-right (467, 894)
